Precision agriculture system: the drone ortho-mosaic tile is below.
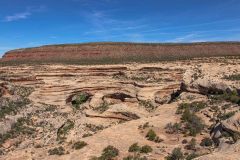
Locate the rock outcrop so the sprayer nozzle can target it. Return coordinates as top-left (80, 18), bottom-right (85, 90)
top-left (196, 140), bottom-right (240, 160)
top-left (210, 113), bottom-right (240, 144)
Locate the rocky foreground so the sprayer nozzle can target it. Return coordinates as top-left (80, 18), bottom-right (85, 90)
top-left (0, 57), bottom-right (240, 160)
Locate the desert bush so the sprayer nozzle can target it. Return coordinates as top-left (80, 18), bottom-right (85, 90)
top-left (139, 122), bottom-right (150, 130)
top-left (57, 120), bottom-right (74, 141)
top-left (128, 143), bottom-right (141, 152)
top-left (185, 153), bottom-right (199, 160)
top-left (185, 138), bottom-right (196, 150)
top-left (9, 85), bottom-right (34, 97)
top-left (223, 74), bottom-right (240, 81)
top-left (146, 129), bottom-right (163, 143)
top-left (211, 90), bottom-right (240, 105)
top-left (232, 132), bottom-right (240, 142)
top-left (123, 155), bottom-right (147, 160)
top-left (48, 146), bottom-right (65, 155)
top-left (82, 133), bottom-right (93, 138)
top-left (218, 111), bottom-right (237, 120)
top-left (130, 75), bottom-right (149, 82)
top-left (210, 105), bottom-right (220, 112)
top-left (176, 101), bottom-right (207, 114)
top-left (0, 117), bottom-right (35, 146)
top-left (165, 123), bottom-right (181, 134)
top-left (221, 104), bottom-right (231, 110)
top-left (72, 141), bottom-right (87, 150)
top-left (221, 131), bottom-right (231, 138)
top-left (165, 148), bottom-right (184, 160)
top-left (71, 92), bottom-right (90, 109)
top-left (129, 143), bottom-right (153, 154)
top-left (0, 97), bottom-right (31, 119)
top-left (99, 145), bottom-right (119, 160)
top-left (200, 138), bottom-right (213, 147)
top-left (139, 100), bottom-right (155, 112)
top-left (154, 136), bottom-right (164, 143)
top-left (85, 123), bottom-right (104, 132)
top-left (94, 102), bottom-right (109, 113)
top-left (181, 108), bottom-right (205, 136)
top-left (44, 104), bottom-right (57, 112)
top-left (146, 129), bottom-right (157, 141)
top-left (140, 145), bottom-right (153, 153)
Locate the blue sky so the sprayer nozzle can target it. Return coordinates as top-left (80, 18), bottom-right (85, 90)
top-left (0, 0), bottom-right (240, 57)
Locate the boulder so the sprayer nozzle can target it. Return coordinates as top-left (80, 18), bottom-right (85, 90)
top-left (154, 91), bottom-right (172, 104)
top-left (181, 78), bottom-right (233, 95)
top-left (222, 112), bottom-right (240, 141)
top-left (210, 113), bottom-right (240, 143)
top-left (196, 140), bottom-right (240, 160)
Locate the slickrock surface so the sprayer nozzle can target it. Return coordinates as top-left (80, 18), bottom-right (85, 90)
top-left (0, 57), bottom-right (240, 160)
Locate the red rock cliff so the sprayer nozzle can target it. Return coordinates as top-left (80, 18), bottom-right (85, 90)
top-left (2, 42), bottom-right (240, 62)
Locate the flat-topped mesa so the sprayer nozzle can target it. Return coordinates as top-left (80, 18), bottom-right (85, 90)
top-left (2, 42), bottom-right (240, 62)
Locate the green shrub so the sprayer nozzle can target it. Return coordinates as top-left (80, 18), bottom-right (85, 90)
top-left (176, 101), bottom-right (207, 114)
top-left (139, 100), bottom-right (155, 112)
top-left (142, 122), bottom-right (150, 129)
top-left (57, 120), bottom-right (74, 141)
top-left (165, 123), bottom-right (181, 134)
top-left (165, 148), bottom-right (184, 160)
top-left (99, 145), bottom-right (119, 160)
top-left (0, 117), bottom-right (35, 146)
top-left (146, 129), bottom-right (157, 141)
top-left (72, 141), bottom-right (87, 150)
top-left (0, 98), bottom-right (31, 119)
top-left (44, 104), bottom-right (57, 112)
top-left (185, 153), bottom-right (199, 160)
top-left (181, 108), bottom-right (205, 136)
top-left (232, 132), bottom-right (240, 142)
top-left (85, 124), bottom-right (104, 132)
top-left (94, 102), bottom-right (109, 113)
top-left (128, 143), bottom-right (141, 152)
top-left (218, 111), bottom-right (237, 120)
top-left (72, 92), bottom-right (89, 109)
top-left (223, 74), bottom-right (240, 81)
top-left (140, 145), bottom-right (153, 153)
top-left (82, 133), bottom-right (93, 138)
top-left (221, 104), bottom-right (231, 110)
top-left (200, 138), bottom-right (213, 147)
top-left (154, 136), bottom-right (164, 143)
top-left (48, 146), bottom-right (65, 155)
top-left (139, 122), bottom-right (150, 129)
top-left (221, 131), bottom-right (231, 138)
top-left (123, 155), bottom-right (147, 160)
top-left (185, 138), bottom-right (196, 150)
top-left (211, 90), bottom-right (240, 105)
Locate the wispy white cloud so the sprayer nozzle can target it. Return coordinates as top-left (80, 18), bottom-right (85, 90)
top-left (170, 34), bottom-right (197, 42)
top-left (50, 36), bottom-right (57, 39)
top-left (4, 12), bottom-right (31, 22)
top-left (85, 25), bottom-right (148, 34)
top-left (82, 9), bottom-right (148, 37)
top-left (140, 18), bottom-right (240, 34)
top-left (0, 46), bottom-right (13, 50)
top-left (3, 5), bottom-right (46, 22)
